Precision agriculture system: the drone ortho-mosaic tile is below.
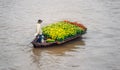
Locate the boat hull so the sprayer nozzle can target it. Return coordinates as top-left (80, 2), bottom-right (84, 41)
top-left (31, 34), bottom-right (82, 48)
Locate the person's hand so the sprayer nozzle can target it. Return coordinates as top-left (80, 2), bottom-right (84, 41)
top-left (34, 33), bottom-right (38, 37)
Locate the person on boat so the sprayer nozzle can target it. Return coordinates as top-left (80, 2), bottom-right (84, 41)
top-left (34, 19), bottom-right (44, 43)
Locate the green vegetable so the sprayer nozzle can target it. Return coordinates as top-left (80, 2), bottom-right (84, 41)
top-left (42, 21), bottom-right (85, 42)
top-left (46, 39), bottom-right (55, 43)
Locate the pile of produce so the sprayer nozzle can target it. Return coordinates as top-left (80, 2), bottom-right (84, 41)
top-left (42, 21), bottom-right (86, 42)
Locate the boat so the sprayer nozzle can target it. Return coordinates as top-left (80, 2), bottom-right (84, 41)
top-left (31, 20), bottom-right (87, 48)
top-left (32, 34), bottom-right (83, 48)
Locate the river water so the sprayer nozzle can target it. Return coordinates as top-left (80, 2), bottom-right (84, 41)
top-left (0, 0), bottom-right (120, 70)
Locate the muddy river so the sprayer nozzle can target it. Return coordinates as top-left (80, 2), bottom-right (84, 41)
top-left (0, 0), bottom-right (120, 70)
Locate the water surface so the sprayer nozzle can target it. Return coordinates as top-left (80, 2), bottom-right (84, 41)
top-left (0, 0), bottom-right (120, 70)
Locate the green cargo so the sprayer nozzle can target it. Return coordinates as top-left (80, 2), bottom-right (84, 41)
top-left (42, 21), bottom-right (85, 41)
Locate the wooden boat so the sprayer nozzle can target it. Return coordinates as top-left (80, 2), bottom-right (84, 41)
top-left (31, 34), bottom-right (83, 48)
top-left (31, 21), bottom-right (87, 48)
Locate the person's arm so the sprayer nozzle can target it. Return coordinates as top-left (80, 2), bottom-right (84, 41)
top-left (34, 24), bottom-right (38, 37)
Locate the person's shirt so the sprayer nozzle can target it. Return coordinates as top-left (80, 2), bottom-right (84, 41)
top-left (34, 23), bottom-right (42, 36)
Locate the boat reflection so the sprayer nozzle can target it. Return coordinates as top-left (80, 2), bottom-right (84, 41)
top-left (31, 37), bottom-right (86, 69)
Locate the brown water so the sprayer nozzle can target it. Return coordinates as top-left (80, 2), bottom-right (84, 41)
top-left (0, 0), bottom-right (120, 70)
